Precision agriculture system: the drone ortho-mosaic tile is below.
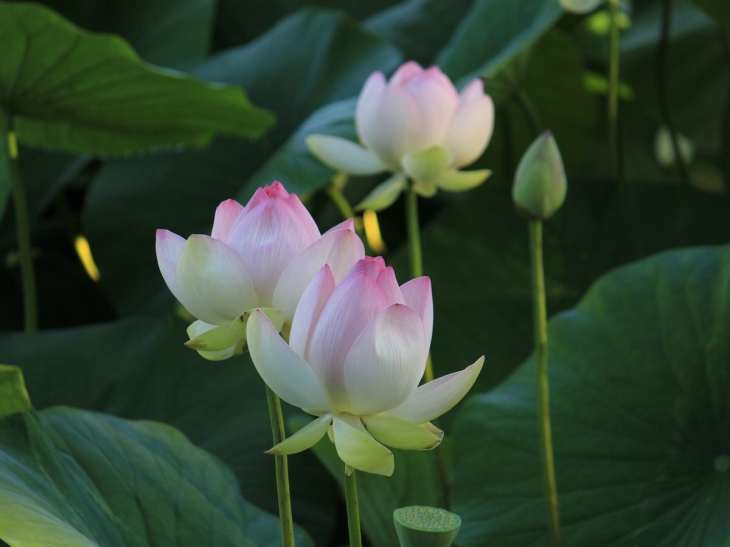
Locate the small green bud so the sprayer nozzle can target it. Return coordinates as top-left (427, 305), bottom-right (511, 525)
top-left (393, 506), bottom-right (461, 547)
top-left (512, 130), bottom-right (567, 220)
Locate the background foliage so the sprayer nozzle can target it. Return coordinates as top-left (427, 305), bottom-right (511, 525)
top-left (0, 0), bottom-right (729, 545)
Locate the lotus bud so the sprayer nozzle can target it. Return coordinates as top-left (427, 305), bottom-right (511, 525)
top-left (512, 131), bottom-right (567, 220)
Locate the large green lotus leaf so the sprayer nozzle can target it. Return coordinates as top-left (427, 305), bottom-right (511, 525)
top-left (686, 0), bottom-right (730, 28)
top-left (364, 0), bottom-right (475, 65)
top-left (83, 7), bottom-right (401, 317)
top-left (0, 2), bottom-right (273, 154)
top-left (388, 180), bottom-right (730, 408)
top-left (0, 407), bottom-right (312, 546)
top-left (0, 316), bottom-right (337, 545)
top-left (435, 0), bottom-right (563, 83)
top-left (304, 419), bottom-right (444, 547)
top-left (451, 245), bottom-right (730, 546)
top-left (17, 0), bottom-right (215, 69)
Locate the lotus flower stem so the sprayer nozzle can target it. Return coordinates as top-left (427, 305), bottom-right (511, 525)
top-left (657, 0), bottom-right (690, 186)
top-left (264, 384), bottom-right (296, 547)
top-left (344, 467), bottom-right (362, 547)
top-left (325, 179), bottom-right (356, 221)
top-left (2, 113), bottom-right (37, 332)
top-left (608, 0), bottom-right (624, 183)
top-left (405, 180), bottom-right (435, 383)
top-left (529, 219), bottom-right (561, 547)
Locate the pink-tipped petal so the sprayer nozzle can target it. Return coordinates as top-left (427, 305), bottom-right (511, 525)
top-left (211, 200), bottom-right (244, 241)
top-left (382, 356), bottom-right (484, 424)
top-left (273, 229), bottom-right (365, 319)
top-left (225, 192), bottom-right (320, 306)
top-left (362, 415), bottom-right (443, 450)
top-left (332, 414), bottom-right (394, 476)
top-left (175, 235), bottom-right (257, 325)
top-left (307, 273), bottom-right (388, 410)
top-left (245, 181), bottom-right (290, 210)
top-left (376, 267), bottom-right (405, 305)
top-left (266, 413), bottom-right (333, 455)
top-left (288, 265), bottom-right (336, 359)
top-left (247, 310), bottom-right (333, 414)
top-left (344, 255), bottom-right (386, 280)
top-left (324, 218), bottom-right (355, 234)
top-left (445, 84), bottom-right (494, 168)
top-left (343, 304), bottom-right (427, 415)
top-left (403, 67), bottom-right (459, 147)
top-left (389, 61), bottom-right (424, 85)
top-left (400, 276), bottom-right (433, 350)
top-left (156, 229), bottom-right (186, 299)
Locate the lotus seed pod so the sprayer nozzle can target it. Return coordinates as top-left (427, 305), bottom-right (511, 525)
top-left (393, 506), bottom-right (461, 547)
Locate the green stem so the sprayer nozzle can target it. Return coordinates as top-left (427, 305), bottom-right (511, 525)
top-left (515, 90), bottom-right (542, 138)
top-left (608, 0), bottom-right (624, 184)
top-left (344, 467), bottom-right (362, 547)
top-left (529, 220), bottom-right (561, 547)
top-left (325, 183), bottom-right (356, 220)
top-left (264, 384), bottom-right (296, 547)
top-left (405, 180), bottom-right (423, 279)
top-left (657, 0), bottom-right (691, 186)
top-left (2, 113), bottom-right (37, 332)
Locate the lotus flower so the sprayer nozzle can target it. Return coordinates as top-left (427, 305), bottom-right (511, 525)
top-left (156, 181), bottom-right (365, 360)
top-left (247, 257), bottom-right (483, 476)
top-left (306, 61), bottom-right (494, 211)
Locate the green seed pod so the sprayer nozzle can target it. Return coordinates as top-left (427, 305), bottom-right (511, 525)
top-left (393, 506), bottom-right (461, 547)
top-left (512, 130), bottom-right (567, 220)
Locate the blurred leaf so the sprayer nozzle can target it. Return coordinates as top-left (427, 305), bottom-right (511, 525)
top-left (686, 0), bottom-right (730, 28)
top-left (0, 112), bottom-right (9, 223)
top-left (0, 407), bottom-right (312, 546)
top-left (305, 417), bottom-right (444, 547)
top-left (364, 0), bottom-right (476, 65)
top-left (452, 245), bottom-right (730, 545)
top-left (436, 0), bottom-right (563, 83)
top-left (18, 0), bottom-right (216, 69)
top-left (0, 316), bottom-right (338, 546)
top-left (0, 364), bottom-right (31, 418)
top-left (84, 7), bottom-right (402, 317)
top-left (0, 2), bottom-right (273, 154)
top-left (390, 180), bottom-right (730, 409)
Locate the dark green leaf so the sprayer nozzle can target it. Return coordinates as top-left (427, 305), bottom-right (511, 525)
top-left (436, 0), bottom-right (563, 82)
top-left (0, 2), bottom-right (273, 154)
top-left (0, 364), bottom-right (31, 418)
top-left (0, 316), bottom-right (338, 546)
top-left (83, 7), bottom-right (402, 317)
top-left (0, 407), bottom-right (312, 546)
top-left (452, 245), bottom-right (730, 545)
top-left (686, 0), bottom-right (730, 28)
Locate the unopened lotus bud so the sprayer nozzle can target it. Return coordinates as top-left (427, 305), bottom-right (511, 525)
top-left (393, 506), bottom-right (461, 547)
top-left (512, 131), bottom-right (567, 220)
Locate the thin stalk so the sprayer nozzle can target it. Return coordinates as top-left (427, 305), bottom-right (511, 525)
top-left (344, 467), bottom-right (362, 547)
top-left (264, 384), bottom-right (296, 547)
top-left (529, 220), bottom-right (561, 547)
top-left (2, 113), bottom-right (37, 332)
top-left (657, 0), bottom-right (691, 186)
top-left (325, 183), bottom-right (356, 220)
top-left (515, 91), bottom-right (542, 138)
top-left (720, 28), bottom-right (730, 190)
top-left (608, 0), bottom-right (624, 183)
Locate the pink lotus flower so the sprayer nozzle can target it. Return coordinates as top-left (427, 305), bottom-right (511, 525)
top-left (306, 61), bottom-right (494, 210)
top-left (247, 257), bottom-right (483, 476)
top-left (156, 181), bottom-right (365, 360)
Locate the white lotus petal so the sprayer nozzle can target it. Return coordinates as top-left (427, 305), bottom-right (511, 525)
top-left (382, 356), bottom-right (484, 424)
top-left (266, 413), bottom-right (333, 455)
top-left (288, 266), bottom-right (335, 359)
top-left (306, 135), bottom-right (388, 176)
top-left (156, 229), bottom-right (186, 299)
top-left (211, 200), bottom-right (244, 241)
top-left (445, 82), bottom-right (494, 168)
top-left (344, 304), bottom-right (426, 416)
top-left (400, 277), bottom-right (433, 351)
top-left (362, 415), bottom-right (442, 450)
top-left (175, 235), bottom-right (258, 325)
top-left (332, 414), bottom-right (394, 476)
top-left (247, 310), bottom-right (333, 414)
